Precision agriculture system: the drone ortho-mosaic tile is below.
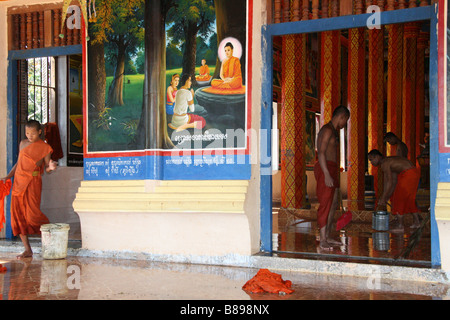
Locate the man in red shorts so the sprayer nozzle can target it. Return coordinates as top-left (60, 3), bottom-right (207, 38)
top-left (314, 106), bottom-right (350, 249)
top-left (368, 149), bottom-right (421, 232)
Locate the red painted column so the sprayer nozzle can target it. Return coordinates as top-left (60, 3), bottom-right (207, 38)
top-left (319, 3), bottom-right (341, 125)
top-left (415, 32), bottom-right (429, 160)
top-left (347, 27), bottom-right (366, 211)
top-left (280, 34), bottom-right (307, 209)
top-left (402, 23), bottom-right (420, 163)
top-left (386, 23), bottom-right (403, 157)
top-left (367, 7), bottom-right (385, 196)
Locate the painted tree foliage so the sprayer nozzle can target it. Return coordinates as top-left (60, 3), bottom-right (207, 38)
top-left (165, 0), bottom-right (215, 83)
top-left (88, 0), bottom-right (144, 110)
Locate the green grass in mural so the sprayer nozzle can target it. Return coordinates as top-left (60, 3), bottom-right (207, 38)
top-left (89, 67), bottom-right (216, 151)
top-left (165, 66), bottom-right (216, 88)
top-left (89, 74), bottom-right (144, 151)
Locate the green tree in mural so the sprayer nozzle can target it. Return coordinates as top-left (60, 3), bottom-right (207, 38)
top-left (213, 0), bottom-right (247, 83)
top-left (105, 2), bottom-right (145, 107)
top-left (135, 0), bottom-right (176, 150)
top-left (166, 0), bottom-right (215, 83)
top-left (88, 0), bottom-right (144, 111)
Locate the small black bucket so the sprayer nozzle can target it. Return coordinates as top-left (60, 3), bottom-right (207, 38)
top-left (372, 210), bottom-right (390, 231)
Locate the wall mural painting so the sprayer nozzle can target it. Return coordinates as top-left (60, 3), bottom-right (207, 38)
top-left (87, 0), bottom-right (248, 153)
top-left (447, 0), bottom-right (450, 145)
top-left (87, 0), bottom-right (145, 152)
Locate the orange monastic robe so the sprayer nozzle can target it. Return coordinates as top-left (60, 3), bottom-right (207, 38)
top-left (0, 179), bottom-right (12, 233)
top-left (195, 65), bottom-right (211, 81)
top-left (390, 166), bottom-right (421, 216)
top-left (11, 140), bottom-right (52, 236)
top-left (314, 161), bottom-right (339, 229)
top-left (205, 56), bottom-right (245, 95)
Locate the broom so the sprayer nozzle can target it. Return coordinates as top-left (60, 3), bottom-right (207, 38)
top-left (395, 209), bottom-right (430, 261)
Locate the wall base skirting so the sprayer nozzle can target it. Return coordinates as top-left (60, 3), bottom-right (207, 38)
top-left (73, 180), bottom-right (254, 257)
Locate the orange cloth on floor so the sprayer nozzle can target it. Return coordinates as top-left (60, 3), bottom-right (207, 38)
top-left (204, 56), bottom-right (245, 95)
top-left (195, 65), bottom-right (211, 81)
top-left (0, 179), bottom-right (12, 233)
top-left (390, 166), bottom-right (421, 216)
top-left (44, 122), bottom-right (63, 161)
top-left (11, 140), bottom-right (52, 236)
top-left (242, 269), bottom-right (294, 294)
top-left (314, 161), bottom-right (339, 229)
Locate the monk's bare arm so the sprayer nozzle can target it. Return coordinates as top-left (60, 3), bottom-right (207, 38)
top-left (317, 127), bottom-right (334, 187)
top-left (1, 163), bottom-right (17, 181)
top-left (43, 152), bottom-right (57, 174)
top-left (378, 163), bottom-right (397, 206)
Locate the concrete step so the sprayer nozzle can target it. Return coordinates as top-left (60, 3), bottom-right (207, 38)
top-left (75, 192), bottom-right (246, 201)
top-left (74, 180), bottom-right (249, 213)
top-left (77, 186), bottom-right (147, 193)
top-left (80, 180), bottom-right (146, 187)
top-left (159, 180), bottom-right (249, 187)
top-left (154, 186), bottom-right (248, 194)
top-left (73, 198), bottom-right (245, 212)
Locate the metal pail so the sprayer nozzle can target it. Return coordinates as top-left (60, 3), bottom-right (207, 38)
top-left (372, 210), bottom-right (390, 231)
top-left (373, 232), bottom-right (390, 251)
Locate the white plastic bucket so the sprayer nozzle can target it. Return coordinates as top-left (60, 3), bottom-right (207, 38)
top-left (40, 223), bottom-right (70, 259)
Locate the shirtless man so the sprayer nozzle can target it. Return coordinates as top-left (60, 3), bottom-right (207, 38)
top-left (384, 132), bottom-right (408, 158)
top-left (368, 149), bottom-right (421, 232)
top-left (314, 106), bottom-right (350, 249)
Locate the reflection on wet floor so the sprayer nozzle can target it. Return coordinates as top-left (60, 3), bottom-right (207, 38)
top-left (272, 203), bottom-right (432, 268)
top-left (0, 252), bottom-right (446, 300)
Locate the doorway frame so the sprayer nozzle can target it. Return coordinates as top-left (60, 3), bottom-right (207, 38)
top-left (4, 45), bottom-right (82, 239)
top-left (260, 5), bottom-right (441, 267)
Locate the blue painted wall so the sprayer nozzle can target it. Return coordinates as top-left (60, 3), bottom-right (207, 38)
top-left (84, 154), bottom-right (251, 180)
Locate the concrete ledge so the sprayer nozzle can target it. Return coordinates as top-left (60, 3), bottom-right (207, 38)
top-left (75, 211), bottom-right (254, 256)
top-left (435, 183), bottom-right (450, 271)
top-left (72, 180), bottom-right (254, 257)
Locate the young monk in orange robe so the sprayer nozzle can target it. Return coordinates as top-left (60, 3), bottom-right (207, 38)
top-left (205, 42), bottom-right (245, 95)
top-left (195, 59), bottom-right (211, 82)
top-left (1, 120), bottom-right (57, 259)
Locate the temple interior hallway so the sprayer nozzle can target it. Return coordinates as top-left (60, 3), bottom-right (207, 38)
top-left (272, 200), bottom-right (432, 268)
top-left (0, 251), bottom-right (446, 300)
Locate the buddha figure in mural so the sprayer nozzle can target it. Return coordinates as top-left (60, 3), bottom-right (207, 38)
top-left (204, 39), bottom-right (245, 95)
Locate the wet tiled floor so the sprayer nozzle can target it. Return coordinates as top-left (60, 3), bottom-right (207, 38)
top-left (0, 199), bottom-right (444, 302)
top-left (0, 252), bottom-right (448, 301)
top-left (273, 203), bottom-right (432, 268)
